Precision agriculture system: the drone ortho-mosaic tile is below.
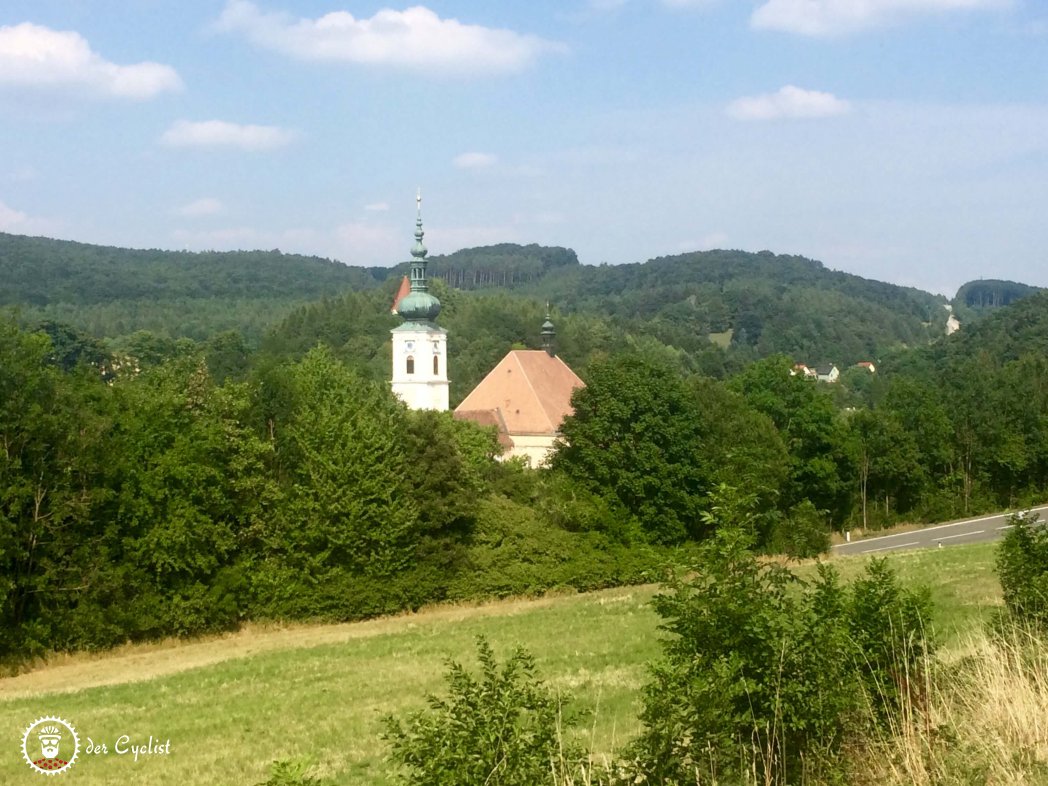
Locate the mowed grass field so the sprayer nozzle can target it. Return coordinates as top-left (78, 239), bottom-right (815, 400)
top-left (0, 541), bottom-right (1001, 785)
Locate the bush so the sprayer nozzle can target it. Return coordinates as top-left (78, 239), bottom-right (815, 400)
top-left (995, 510), bottom-right (1048, 627)
top-left (624, 521), bottom-right (933, 785)
top-left (255, 757), bottom-right (329, 786)
top-left (846, 558), bottom-right (933, 728)
top-left (383, 637), bottom-right (579, 786)
top-left (447, 496), bottom-right (666, 599)
top-left (765, 500), bottom-right (832, 558)
top-left (625, 527), bottom-right (855, 784)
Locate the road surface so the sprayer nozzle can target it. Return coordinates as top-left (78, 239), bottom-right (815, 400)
top-left (831, 504), bottom-right (1048, 557)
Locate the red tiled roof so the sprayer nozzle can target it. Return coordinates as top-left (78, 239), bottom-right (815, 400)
top-left (453, 409), bottom-right (514, 449)
top-left (454, 350), bottom-right (584, 436)
top-left (390, 276), bottom-right (411, 314)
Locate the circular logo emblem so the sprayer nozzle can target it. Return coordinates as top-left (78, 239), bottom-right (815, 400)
top-left (21, 716), bottom-right (79, 776)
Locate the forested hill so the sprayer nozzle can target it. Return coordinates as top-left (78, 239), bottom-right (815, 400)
top-left (941, 288), bottom-right (1048, 363)
top-left (417, 243), bottom-right (579, 289)
top-left (528, 249), bottom-right (942, 317)
top-left (516, 249), bottom-right (948, 365)
top-left (952, 279), bottom-right (1043, 325)
top-left (415, 246), bottom-right (950, 365)
top-left (0, 232), bottom-right (381, 305)
top-left (3, 232), bottom-right (957, 364)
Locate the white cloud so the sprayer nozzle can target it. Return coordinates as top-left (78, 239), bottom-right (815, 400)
top-left (453, 151), bottom-right (498, 169)
top-left (214, 0), bottom-right (563, 75)
top-left (751, 0), bottom-right (1008, 36)
top-left (175, 197), bottom-right (225, 217)
top-left (727, 85), bottom-right (851, 120)
top-left (160, 120), bottom-right (296, 151)
top-left (364, 201), bottom-right (390, 212)
top-left (0, 199), bottom-right (57, 235)
top-left (0, 200), bottom-right (29, 231)
top-left (0, 22), bottom-right (181, 98)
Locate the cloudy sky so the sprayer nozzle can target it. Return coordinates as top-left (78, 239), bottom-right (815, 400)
top-left (2, 0), bottom-right (1046, 295)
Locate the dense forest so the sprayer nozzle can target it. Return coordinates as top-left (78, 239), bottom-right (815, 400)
top-left (0, 232), bottom-right (381, 304)
top-left (1, 231), bottom-right (1046, 664)
top-left (0, 233), bottom-right (383, 343)
top-left (952, 278), bottom-right (1042, 325)
top-left (407, 243), bottom-right (580, 289)
top-left (4, 233), bottom-right (950, 368)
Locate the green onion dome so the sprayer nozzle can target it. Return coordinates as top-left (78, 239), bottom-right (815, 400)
top-left (398, 290), bottom-right (441, 322)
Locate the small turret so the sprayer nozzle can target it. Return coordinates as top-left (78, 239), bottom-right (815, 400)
top-left (541, 304), bottom-right (555, 356)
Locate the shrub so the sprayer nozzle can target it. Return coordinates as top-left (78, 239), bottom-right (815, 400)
top-left (383, 637), bottom-right (579, 786)
top-left (995, 510), bottom-right (1048, 628)
top-left (625, 527), bottom-right (855, 784)
top-left (624, 519), bottom-right (933, 785)
top-left (447, 496), bottom-right (667, 599)
top-left (255, 757), bottom-right (329, 786)
top-left (765, 500), bottom-right (832, 558)
top-left (846, 558), bottom-right (933, 728)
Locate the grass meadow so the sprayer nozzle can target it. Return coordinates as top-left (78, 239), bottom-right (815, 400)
top-left (0, 541), bottom-right (1001, 785)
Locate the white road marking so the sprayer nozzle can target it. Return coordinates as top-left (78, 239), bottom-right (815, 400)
top-left (934, 530), bottom-right (984, 542)
top-left (997, 525), bottom-right (1015, 531)
top-left (860, 541), bottom-right (920, 554)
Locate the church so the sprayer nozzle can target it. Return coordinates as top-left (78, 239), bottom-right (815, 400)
top-left (390, 193), bottom-right (584, 466)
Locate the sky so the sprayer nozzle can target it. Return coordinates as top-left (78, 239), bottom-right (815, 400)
top-left (2, 0), bottom-right (1047, 296)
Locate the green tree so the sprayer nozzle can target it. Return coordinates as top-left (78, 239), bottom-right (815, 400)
top-left (0, 320), bottom-right (112, 655)
top-left (553, 354), bottom-right (707, 544)
top-left (730, 355), bottom-right (853, 523)
top-left (881, 378), bottom-right (954, 486)
top-left (688, 377), bottom-right (790, 535)
top-left (847, 408), bottom-right (923, 528)
top-left (110, 357), bottom-right (274, 638)
top-left (253, 346), bottom-right (419, 618)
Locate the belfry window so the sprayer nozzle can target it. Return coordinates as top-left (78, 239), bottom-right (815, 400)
top-left (406, 356), bottom-right (415, 374)
top-left (433, 356), bottom-right (439, 375)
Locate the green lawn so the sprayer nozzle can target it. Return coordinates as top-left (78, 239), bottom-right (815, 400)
top-left (0, 541), bottom-right (1003, 785)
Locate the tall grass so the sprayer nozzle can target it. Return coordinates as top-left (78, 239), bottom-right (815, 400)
top-left (852, 622), bottom-right (1048, 785)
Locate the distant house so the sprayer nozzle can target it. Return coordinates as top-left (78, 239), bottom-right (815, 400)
top-left (855, 361), bottom-right (876, 373)
top-left (815, 364), bottom-right (840, 383)
top-left (454, 318), bottom-right (584, 467)
top-left (792, 363), bottom-right (817, 379)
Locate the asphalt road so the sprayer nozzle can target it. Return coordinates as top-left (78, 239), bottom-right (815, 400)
top-left (831, 504), bottom-right (1048, 557)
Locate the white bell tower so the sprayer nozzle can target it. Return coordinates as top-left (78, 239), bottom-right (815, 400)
top-left (390, 190), bottom-right (449, 411)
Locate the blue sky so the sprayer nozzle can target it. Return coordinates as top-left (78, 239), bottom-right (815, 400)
top-left (2, 0), bottom-right (1046, 295)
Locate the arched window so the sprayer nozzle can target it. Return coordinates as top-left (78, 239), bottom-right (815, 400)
top-left (406, 356), bottom-right (415, 374)
top-left (433, 355), bottom-right (439, 375)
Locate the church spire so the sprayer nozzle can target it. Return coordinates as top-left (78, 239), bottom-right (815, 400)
top-left (396, 189), bottom-right (441, 323)
top-left (389, 190), bottom-right (449, 412)
top-left (411, 187), bottom-right (427, 279)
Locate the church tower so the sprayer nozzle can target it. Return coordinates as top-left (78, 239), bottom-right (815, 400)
top-left (390, 191), bottom-right (449, 411)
